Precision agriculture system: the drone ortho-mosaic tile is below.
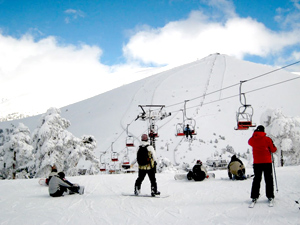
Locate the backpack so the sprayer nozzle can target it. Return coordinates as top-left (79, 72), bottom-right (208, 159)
top-left (137, 145), bottom-right (150, 166)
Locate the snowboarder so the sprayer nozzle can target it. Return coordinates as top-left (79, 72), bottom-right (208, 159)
top-left (248, 125), bottom-right (277, 203)
top-left (187, 160), bottom-right (207, 181)
top-left (227, 155), bottom-right (246, 180)
top-left (48, 172), bottom-right (84, 197)
top-left (184, 124), bottom-right (193, 139)
top-left (45, 165), bottom-right (58, 185)
top-left (131, 134), bottom-right (160, 197)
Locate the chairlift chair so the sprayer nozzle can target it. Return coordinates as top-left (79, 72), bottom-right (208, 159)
top-left (109, 164), bottom-right (116, 174)
top-left (111, 152), bottom-right (119, 162)
top-left (175, 103), bottom-right (197, 136)
top-left (235, 105), bottom-right (256, 130)
top-left (100, 163), bottom-right (106, 172)
top-left (126, 136), bottom-right (135, 147)
top-left (235, 81), bottom-right (256, 130)
top-left (175, 123), bottom-right (185, 136)
top-left (122, 155), bottom-right (131, 169)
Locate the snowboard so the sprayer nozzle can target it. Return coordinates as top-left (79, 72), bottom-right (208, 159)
top-left (174, 172), bottom-right (215, 180)
top-left (122, 192), bottom-right (169, 198)
top-left (78, 185), bottom-right (85, 195)
top-left (38, 178), bottom-right (48, 186)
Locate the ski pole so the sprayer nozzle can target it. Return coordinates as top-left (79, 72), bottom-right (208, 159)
top-left (271, 153), bottom-right (278, 192)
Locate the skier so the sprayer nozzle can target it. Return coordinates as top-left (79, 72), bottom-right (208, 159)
top-left (184, 124), bottom-right (193, 139)
top-left (45, 165), bottom-right (58, 185)
top-left (48, 172), bottom-right (84, 197)
top-left (131, 134), bottom-right (160, 197)
top-left (187, 160), bottom-right (207, 181)
top-left (248, 125), bottom-right (277, 203)
top-left (227, 155), bottom-right (246, 180)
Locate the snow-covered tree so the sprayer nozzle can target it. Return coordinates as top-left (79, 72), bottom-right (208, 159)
top-left (32, 107), bottom-right (99, 177)
top-left (0, 123), bottom-right (34, 179)
top-left (260, 108), bottom-right (300, 166)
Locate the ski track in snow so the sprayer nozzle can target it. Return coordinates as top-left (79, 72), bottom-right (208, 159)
top-left (0, 167), bottom-right (300, 224)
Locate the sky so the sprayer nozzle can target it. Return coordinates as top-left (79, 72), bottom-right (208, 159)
top-left (0, 0), bottom-right (300, 115)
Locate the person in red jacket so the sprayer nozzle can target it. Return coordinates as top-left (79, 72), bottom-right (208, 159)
top-left (248, 125), bottom-right (277, 203)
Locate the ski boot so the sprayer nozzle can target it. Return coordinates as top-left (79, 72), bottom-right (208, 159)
top-left (134, 186), bottom-right (140, 196)
top-left (151, 187), bottom-right (160, 197)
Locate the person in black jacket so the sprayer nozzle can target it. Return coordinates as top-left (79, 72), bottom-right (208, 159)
top-left (187, 160), bottom-right (207, 181)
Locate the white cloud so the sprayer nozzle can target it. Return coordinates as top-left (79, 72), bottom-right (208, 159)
top-left (0, 33), bottom-right (153, 115)
top-left (64, 9), bottom-right (85, 24)
top-left (123, 1), bottom-right (300, 67)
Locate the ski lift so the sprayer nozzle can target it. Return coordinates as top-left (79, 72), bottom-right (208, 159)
top-left (235, 81), bottom-right (256, 130)
top-left (110, 142), bottom-right (119, 162)
top-left (126, 136), bottom-right (135, 147)
top-left (111, 152), bottom-right (119, 162)
top-left (175, 101), bottom-right (197, 136)
top-left (125, 124), bottom-right (135, 147)
top-left (99, 152), bottom-right (106, 172)
top-left (136, 105), bottom-right (171, 121)
top-left (148, 124), bottom-right (159, 138)
top-left (109, 164), bottom-right (116, 174)
top-left (100, 163), bottom-right (106, 172)
top-left (122, 155), bottom-right (131, 169)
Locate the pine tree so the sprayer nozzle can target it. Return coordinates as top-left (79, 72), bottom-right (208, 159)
top-left (261, 109), bottom-right (300, 166)
top-left (0, 123), bottom-right (34, 179)
top-left (32, 107), bottom-right (100, 177)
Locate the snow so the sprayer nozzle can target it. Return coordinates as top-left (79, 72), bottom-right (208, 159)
top-left (1, 53), bottom-right (300, 224)
top-left (0, 166), bottom-right (300, 224)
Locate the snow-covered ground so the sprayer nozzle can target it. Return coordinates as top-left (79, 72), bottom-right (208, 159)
top-left (0, 166), bottom-right (299, 225)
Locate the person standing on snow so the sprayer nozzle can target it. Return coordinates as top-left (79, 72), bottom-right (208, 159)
top-left (48, 172), bottom-right (84, 197)
top-left (131, 134), bottom-right (160, 196)
top-left (248, 125), bottom-right (277, 203)
top-left (187, 160), bottom-right (207, 181)
top-left (227, 155), bottom-right (246, 180)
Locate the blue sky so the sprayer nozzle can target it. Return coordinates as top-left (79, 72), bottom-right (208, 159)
top-left (1, 0), bottom-right (299, 66)
top-left (0, 0), bottom-right (300, 114)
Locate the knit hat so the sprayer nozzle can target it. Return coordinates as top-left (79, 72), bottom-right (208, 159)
top-left (141, 134), bottom-right (148, 141)
top-left (255, 125), bottom-right (265, 132)
top-left (58, 172), bottom-right (65, 179)
top-left (196, 160), bottom-right (202, 165)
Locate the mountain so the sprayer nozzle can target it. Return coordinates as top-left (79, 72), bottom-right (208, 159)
top-left (1, 53), bottom-right (299, 169)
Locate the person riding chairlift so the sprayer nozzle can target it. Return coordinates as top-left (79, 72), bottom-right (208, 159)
top-left (184, 124), bottom-right (193, 139)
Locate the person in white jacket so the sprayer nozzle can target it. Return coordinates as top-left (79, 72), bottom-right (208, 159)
top-left (48, 172), bottom-right (84, 197)
top-left (131, 134), bottom-right (160, 196)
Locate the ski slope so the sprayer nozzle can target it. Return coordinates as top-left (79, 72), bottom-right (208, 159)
top-left (0, 166), bottom-right (299, 225)
top-left (1, 54), bottom-right (299, 170)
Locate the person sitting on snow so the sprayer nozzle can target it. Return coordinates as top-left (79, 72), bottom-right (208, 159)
top-left (187, 160), bottom-right (207, 181)
top-left (228, 155), bottom-right (246, 180)
top-left (48, 172), bottom-right (84, 197)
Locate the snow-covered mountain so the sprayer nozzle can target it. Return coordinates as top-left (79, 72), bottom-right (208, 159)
top-left (1, 53), bottom-right (300, 170)
top-left (1, 53), bottom-right (300, 224)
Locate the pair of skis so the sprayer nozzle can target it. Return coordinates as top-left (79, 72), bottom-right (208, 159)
top-left (249, 199), bottom-right (274, 208)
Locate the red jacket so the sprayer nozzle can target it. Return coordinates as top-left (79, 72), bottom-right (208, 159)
top-left (248, 131), bottom-right (277, 164)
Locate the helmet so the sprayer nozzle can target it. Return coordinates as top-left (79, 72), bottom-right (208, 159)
top-left (141, 134), bottom-right (148, 141)
top-left (196, 160), bottom-right (202, 165)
